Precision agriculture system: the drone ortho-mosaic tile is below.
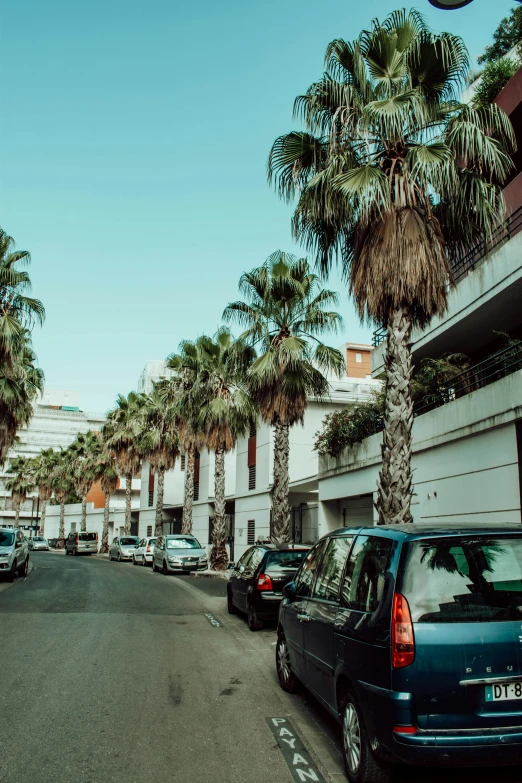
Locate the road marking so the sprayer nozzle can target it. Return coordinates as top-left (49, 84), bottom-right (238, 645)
top-left (203, 612), bottom-right (222, 627)
top-left (266, 718), bottom-right (326, 782)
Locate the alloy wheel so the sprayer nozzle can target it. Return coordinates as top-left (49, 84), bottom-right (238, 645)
top-left (277, 638), bottom-right (291, 684)
top-left (343, 703), bottom-right (362, 774)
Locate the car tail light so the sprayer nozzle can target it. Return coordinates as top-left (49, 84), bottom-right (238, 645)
top-left (257, 573), bottom-right (273, 591)
top-left (96, 533), bottom-right (98, 541)
top-left (146, 545), bottom-right (151, 552)
top-left (75, 535), bottom-right (78, 545)
top-left (393, 725), bottom-right (417, 735)
top-left (392, 593), bottom-right (415, 668)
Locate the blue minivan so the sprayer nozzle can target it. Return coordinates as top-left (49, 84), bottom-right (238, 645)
top-left (276, 524), bottom-right (522, 782)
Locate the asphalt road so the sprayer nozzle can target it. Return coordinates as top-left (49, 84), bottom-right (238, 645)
top-left (2, 553), bottom-right (522, 783)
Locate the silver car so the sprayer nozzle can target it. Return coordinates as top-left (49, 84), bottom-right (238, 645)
top-left (109, 536), bottom-right (140, 562)
top-left (152, 534), bottom-right (208, 575)
top-left (132, 536), bottom-right (156, 566)
top-left (0, 527), bottom-right (29, 581)
top-left (29, 536), bottom-right (49, 551)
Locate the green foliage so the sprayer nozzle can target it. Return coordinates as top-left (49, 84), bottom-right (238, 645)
top-left (314, 392), bottom-right (385, 458)
top-left (477, 6), bottom-right (522, 65)
top-left (473, 58), bottom-right (519, 106)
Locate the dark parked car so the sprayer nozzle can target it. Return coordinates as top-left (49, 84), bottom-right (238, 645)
top-left (227, 543), bottom-right (310, 631)
top-left (276, 524), bottom-right (522, 782)
top-left (47, 538), bottom-right (58, 549)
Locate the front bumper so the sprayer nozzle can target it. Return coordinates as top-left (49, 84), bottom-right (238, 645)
top-left (0, 559), bottom-right (12, 570)
top-left (166, 561), bottom-right (207, 572)
top-left (356, 680), bottom-right (522, 767)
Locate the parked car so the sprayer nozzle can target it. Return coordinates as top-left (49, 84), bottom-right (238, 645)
top-left (276, 524), bottom-right (522, 782)
top-left (65, 531), bottom-right (98, 556)
top-left (152, 534), bottom-right (208, 574)
top-left (0, 527), bottom-right (29, 581)
top-left (28, 536), bottom-right (49, 551)
top-left (109, 536), bottom-right (140, 562)
top-left (132, 536), bottom-right (156, 566)
top-left (227, 543), bottom-right (310, 631)
top-left (47, 538), bottom-right (58, 548)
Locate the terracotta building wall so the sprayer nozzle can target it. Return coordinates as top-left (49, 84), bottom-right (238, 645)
top-left (86, 480), bottom-right (105, 509)
top-left (346, 347), bottom-right (372, 378)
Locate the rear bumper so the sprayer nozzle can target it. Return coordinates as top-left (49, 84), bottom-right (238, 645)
top-left (254, 593), bottom-right (282, 620)
top-left (356, 680), bottom-right (522, 767)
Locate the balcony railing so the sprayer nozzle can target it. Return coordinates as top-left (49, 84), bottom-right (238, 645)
top-left (413, 339), bottom-right (522, 416)
top-left (371, 205), bottom-right (522, 348)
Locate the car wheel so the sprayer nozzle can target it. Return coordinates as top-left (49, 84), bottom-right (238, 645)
top-left (162, 560), bottom-right (169, 575)
top-left (142, 557), bottom-right (146, 566)
top-left (108, 552), bottom-right (113, 561)
top-left (227, 586), bottom-right (237, 614)
top-left (73, 548), bottom-right (78, 556)
top-left (7, 560), bottom-right (17, 582)
top-left (18, 557), bottom-right (29, 577)
top-left (247, 599), bottom-right (263, 631)
top-left (340, 691), bottom-right (393, 783)
top-left (132, 556), bottom-right (137, 565)
top-left (117, 553), bottom-right (122, 562)
top-left (276, 633), bottom-right (301, 693)
top-left (152, 560), bottom-right (158, 572)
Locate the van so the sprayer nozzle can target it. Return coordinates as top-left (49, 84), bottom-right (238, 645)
top-left (65, 531), bottom-right (98, 556)
top-left (276, 524), bottom-right (522, 781)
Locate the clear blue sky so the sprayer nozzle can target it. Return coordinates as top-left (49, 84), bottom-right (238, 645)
top-left (1, 0), bottom-right (516, 412)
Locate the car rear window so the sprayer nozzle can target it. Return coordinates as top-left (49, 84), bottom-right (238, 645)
top-left (401, 536), bottom-right (522, 623)
top-left (79, 533), bottom-right (97, 542)
top-left (265, 551), bottom-right (309, 569)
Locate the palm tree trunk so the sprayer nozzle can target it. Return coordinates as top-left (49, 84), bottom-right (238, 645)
top-left (57, 502), bottom-right (65, 549)
top-left (181, 447), bottom-right (195, 535)
top-left (272, 419), bottom-right (290, 543)
top-left (124, 472), bottom-right (133, 535)
top-left (209, 446), bottom-right (228, 570)
top-left (100, 493), bottom-right (110, 553)
top-left (81, 495), bottom-right (87, 532)
top-left (154, 467), bottom-right (165, 536)
top-left (376, 308), bottom-right (414, 526)
top-left (40, 498), bottom-right (48, 536)
top-left (14, 501), bottom-right (20, 528)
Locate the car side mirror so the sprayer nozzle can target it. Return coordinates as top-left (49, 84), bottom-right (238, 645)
top-left (15, 541), bottom-right (22, 549)
top-left (283, 581), bottom-right (296, 600)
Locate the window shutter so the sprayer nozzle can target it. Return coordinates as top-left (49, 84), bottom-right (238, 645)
top-left (248, 464), bottom-right (256, 490)
top-left (208, 517), bottom-right (214, 545)
top-left (146, 525), bottom-right (152, 537)
top-left (193, 482), bottom-right (200, 501)
top-left (247, 520), bottom-right (255, 545)
top-left (180, 454), bottom-right (186, 471)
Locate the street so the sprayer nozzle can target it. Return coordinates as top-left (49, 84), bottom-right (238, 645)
top-left (1, 554), bottom-right (522, 783)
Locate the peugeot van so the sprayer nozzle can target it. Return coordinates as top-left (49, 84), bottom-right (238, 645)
top-left (276, 524), bottom-right (522, 782)
top-left (65, 531), bottom-right (98, 556)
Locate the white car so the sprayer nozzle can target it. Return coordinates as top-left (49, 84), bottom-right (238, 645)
top-left (132, 536), bottom-right (157, 566)
top-left (0, 527), bottom-right (29, 581)
top-left (29, 536), bottom-right (49, 551)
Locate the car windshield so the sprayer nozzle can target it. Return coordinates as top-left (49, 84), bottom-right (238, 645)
top-left (0, 531), bottom-right (14, 546)
top-left (148, 539), bottom-right (156, 544)
top-left (33, 537), bottom-right (44, 541)
top-left (166, 538), bottom-right (200, 549)
top-left (79, 533), bottom-right (97, 542)
top-left (266, 551), bottom-right (309, 569)
top-left (120, 537), bottom-right (139, 546)
top-left (401, 536), bottom-right (522, 623)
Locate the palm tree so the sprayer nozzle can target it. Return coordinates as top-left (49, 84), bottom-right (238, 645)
top-left (268, 10), bottom-right (514, 525)
top-left (5, 455), bottom-right (35, 527)
top-left (91, 444), bottom-right (119, 554)
top-left (49, 451), bottom-right (76, 549)
top-left (224, 251), bottom-right (344, 542)
top-left (68, 431), bottom-right (102, 531)
top-left (195, 329), bottom-right (256, 569)
top-left (166, 342), bottom-right (207, 535)
top-left (138, 385), bottom-right (180, 536)
top-left (104, 392), bottom-right (144, 535)
top-left (32, 448), bottom-right (60, 536)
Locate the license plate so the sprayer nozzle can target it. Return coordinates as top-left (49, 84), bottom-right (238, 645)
top-left (485, 682), bottom-right (522, 701)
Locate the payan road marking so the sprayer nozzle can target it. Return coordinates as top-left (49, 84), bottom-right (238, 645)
top-left (203, 612), bottom-right (222, 627)
top-left (266, 717), bottom-right (326, 782)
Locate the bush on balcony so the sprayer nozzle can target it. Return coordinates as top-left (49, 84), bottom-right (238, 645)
top-left (473, 58), bottom-right (520, 106)
top-left (314, 391), bottom-right (385, 458)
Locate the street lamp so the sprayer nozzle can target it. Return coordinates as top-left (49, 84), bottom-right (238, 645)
top-left (428, 0), bottom-right (521, 6)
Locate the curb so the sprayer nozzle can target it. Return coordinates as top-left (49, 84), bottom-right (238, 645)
top-left (191, 569), bottom-right (230, 580)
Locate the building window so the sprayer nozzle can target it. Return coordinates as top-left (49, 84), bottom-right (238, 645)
top-left (193, 482), bottom-right (199, 501)
top-left (248, 464), bottom-right (256, 491)
top-left (208, 517), bottom-right (214, 545)
top-left (247, 520), bottom-right (255, 545)
top-left (356, 352), bottom-right (362, 363)
top-left (146, 525), bottom-right (152, 537)
top-left (148, 490), bottom-right (154, 507)
top-left (180, 454), bottom-right (186, 471)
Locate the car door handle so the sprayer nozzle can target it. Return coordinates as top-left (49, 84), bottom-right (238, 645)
top-left (297, 613), bottom-right (311, 623)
